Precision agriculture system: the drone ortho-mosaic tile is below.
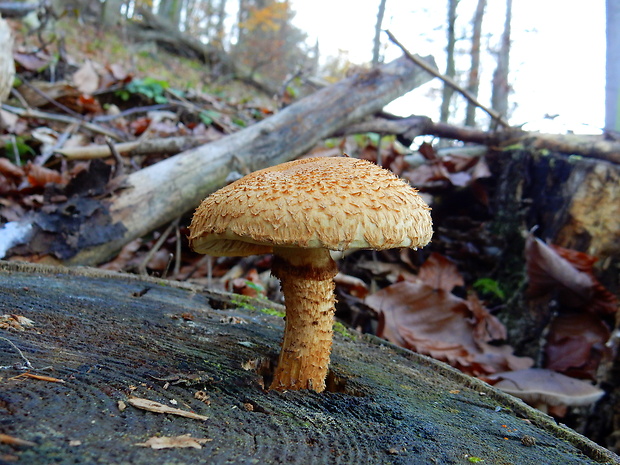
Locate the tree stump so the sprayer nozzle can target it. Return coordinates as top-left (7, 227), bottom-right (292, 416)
top-left (489, 149), bottom-right (620, 451)
top-left (0, 261), bottom-right (617, 464)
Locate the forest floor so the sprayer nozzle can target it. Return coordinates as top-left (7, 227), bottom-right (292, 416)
top-left (1, 15), bottom-right (618, 453)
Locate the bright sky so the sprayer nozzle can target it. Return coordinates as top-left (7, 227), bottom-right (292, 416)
top-left (290, 0), bottom-right (606, 134)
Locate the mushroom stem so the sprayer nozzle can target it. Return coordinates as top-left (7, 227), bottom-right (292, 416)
top-left (269, 247), bottom-right (338, 392)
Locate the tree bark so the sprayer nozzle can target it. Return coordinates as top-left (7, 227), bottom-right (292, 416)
top-left (440, 0), bottom-right (459, 123)
top-left (371, 0), bottom-right (388, 66)
top-left (12, 55), bottom-right (437, 266)
top-left (606, 0), bottom-right (620, 135)
top-left (465, 0), bottom-right (486, 127)
top-left (491, 0), bottom-right (512, 121)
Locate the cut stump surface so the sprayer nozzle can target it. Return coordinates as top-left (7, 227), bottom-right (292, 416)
top-left (0, 261), bottom-right (617, 464)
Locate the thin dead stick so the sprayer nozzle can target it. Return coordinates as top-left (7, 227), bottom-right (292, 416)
top-left (138, 218), bottom-right (180, 276)
top-left (0, 336), bottom-right (33, 370)
top-left (57, 135), bottom-right (213, 160)
top-left (105, 136), bottom-right (125, 178)
top-left (1, 104), bottom-right (125, 140)
top-left (16, 74), bottom-right (85, 120)
top-left (385, 30), bottom-right (510, 129)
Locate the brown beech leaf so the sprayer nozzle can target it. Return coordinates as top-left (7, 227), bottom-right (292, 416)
top-left (418, 252), bottom-right (464, 292)
top-left (550, 243), bottom-right (618, 315)
top-left (467, 293), bottom-right (506, 342)
top-left (402, 161), bottom-right (451, 186)
top-left (526, 235), bottom-right (617, 314)
top-left (0, 158), bottom-right (25, 180)
top-left (550, 244), bottom-right (598, 272)
top-left (24, 163), bottom-right (66, 188)
top-left (525, 235), bottom-right (593, 307)
top-left (367, 281), bottom-right (531, 376)
top-left (544, 313), bottom-right (611, 380)
top-left (370, 281), bottom-right (472, 363)
top-left (442, 154), bottom-right (478, 173)
top-left (418, 142), bottom-right (438, 161)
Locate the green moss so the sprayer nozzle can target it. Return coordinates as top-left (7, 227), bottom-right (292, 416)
top-left (333, 321), bottom-right (356, 340)
top-left (260, 307), bottom-right (286, 318)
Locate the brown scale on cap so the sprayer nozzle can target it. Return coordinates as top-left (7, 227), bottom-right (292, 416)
top-left (189, 156), bottom-right (432, 392)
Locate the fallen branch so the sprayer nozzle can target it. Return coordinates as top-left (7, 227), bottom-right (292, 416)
top-left (337, 115), bottom-right (620, 164)
top-left (385, 30), bottom-right (511, 129)
top-left (57, 135), bottom-right (217, 159)
top-left (12, 55), bottom-right (437, 266)
top-left (1, 104), bottom-right (125, 140)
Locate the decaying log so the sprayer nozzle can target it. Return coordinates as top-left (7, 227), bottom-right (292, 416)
top-left (338, 115), bottom-right (620, 164)
top-left (7, 55), bottom-right (436, 266)
top-left (1, 260), bottom-right (618, 464)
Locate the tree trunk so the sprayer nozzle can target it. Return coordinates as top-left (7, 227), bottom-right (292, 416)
top-left (1, 260), bottom-right (617, 465)
top-left (9, 55), bottom-right (437, 266)
top-left (606, 0), bottom-right (620, 135)
top-left (371, 0), bottom-right (387, 66)
top-left (491, 0), bottom-right (512, 122)
top-left (490, 149), bottom-right (620, 451)
top-left (440, 0), bottom-right (459, 124)
top-left (465, 0), bottom-right (486, 127)
top-left (158, 0), bottom-right (182, 31)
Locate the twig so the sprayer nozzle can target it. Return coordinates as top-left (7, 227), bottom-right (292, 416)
top-left (174, 225), bottom-right (182, 277)
top-left (91, 103), bottom-right (171, 123)
top-left (16, 74), bottom-right (85, 120)
top-left (0, 336), bottom-right (34, 370)
top-left (105, 136), bottom-right (125, 178)
top-left (35, 121), bottom-right (79, 165)
top-left (385, 30), bottom-right (510, 129)
top-left (1, 103), bottom-right (125, 141)
top-left (57, 135), bottom-right (213, 160)
top-left (138, 218), bottom-right (180, 276)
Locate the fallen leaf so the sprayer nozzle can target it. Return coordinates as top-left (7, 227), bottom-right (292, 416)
top-left (467, 293), bottom-right (506, 342)
top-left (368, 281), bottom-right (531, 375)
top-left (0, 314), bottom-right (34, 331)
top-left (365, 281), bottom-right (533, 376)
top-left (418, 252), bottom-right (464, 292)
top-left (0, 158), bottom-right (25, 180)
top-left (526, 235), bottom-right (593, 307)
top-left (135, 434), bottom-right (212, 450)
top-left (24, 163), bottom-right (65, 188)
top-left (544, 313), bottom-right (611, 380)
top-left (526, 235), bottom-right (617, 314)
top-left (127, 397), bottom-right (208, 421)
top-left (73, 60), bottom-right (100, 94)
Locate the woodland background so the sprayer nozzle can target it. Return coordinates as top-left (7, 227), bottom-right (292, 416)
top-left (1, 0), bottom-right (620, 456)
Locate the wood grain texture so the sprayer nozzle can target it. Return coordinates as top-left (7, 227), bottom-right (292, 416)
top-left (0, 261), bottom-right (617, 464)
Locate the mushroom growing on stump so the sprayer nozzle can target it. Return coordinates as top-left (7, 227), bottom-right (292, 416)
top-left (188, 156), bottom-right (433, 392)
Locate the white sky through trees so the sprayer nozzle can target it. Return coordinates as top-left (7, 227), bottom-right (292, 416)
top-left (290, 0), bottom-right (605, 133)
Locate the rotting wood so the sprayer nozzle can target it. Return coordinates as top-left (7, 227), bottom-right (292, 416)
top-left (56, 135), bottom-right (218, 160)
top-left (0, 260), bottom-right (618, 465)
top-left (8, 54), bottom-right (437, 266)
top-left (336, 115), bottom-right (620, 164)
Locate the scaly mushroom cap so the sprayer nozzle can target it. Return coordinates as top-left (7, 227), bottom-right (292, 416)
top-left (189, 156), bottom-right (433, 256)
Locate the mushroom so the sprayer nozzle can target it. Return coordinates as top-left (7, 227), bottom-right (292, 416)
top-left (189, 156), bottom-right (433, 392)
top-left (490, 368), bottom-right (604, 415)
